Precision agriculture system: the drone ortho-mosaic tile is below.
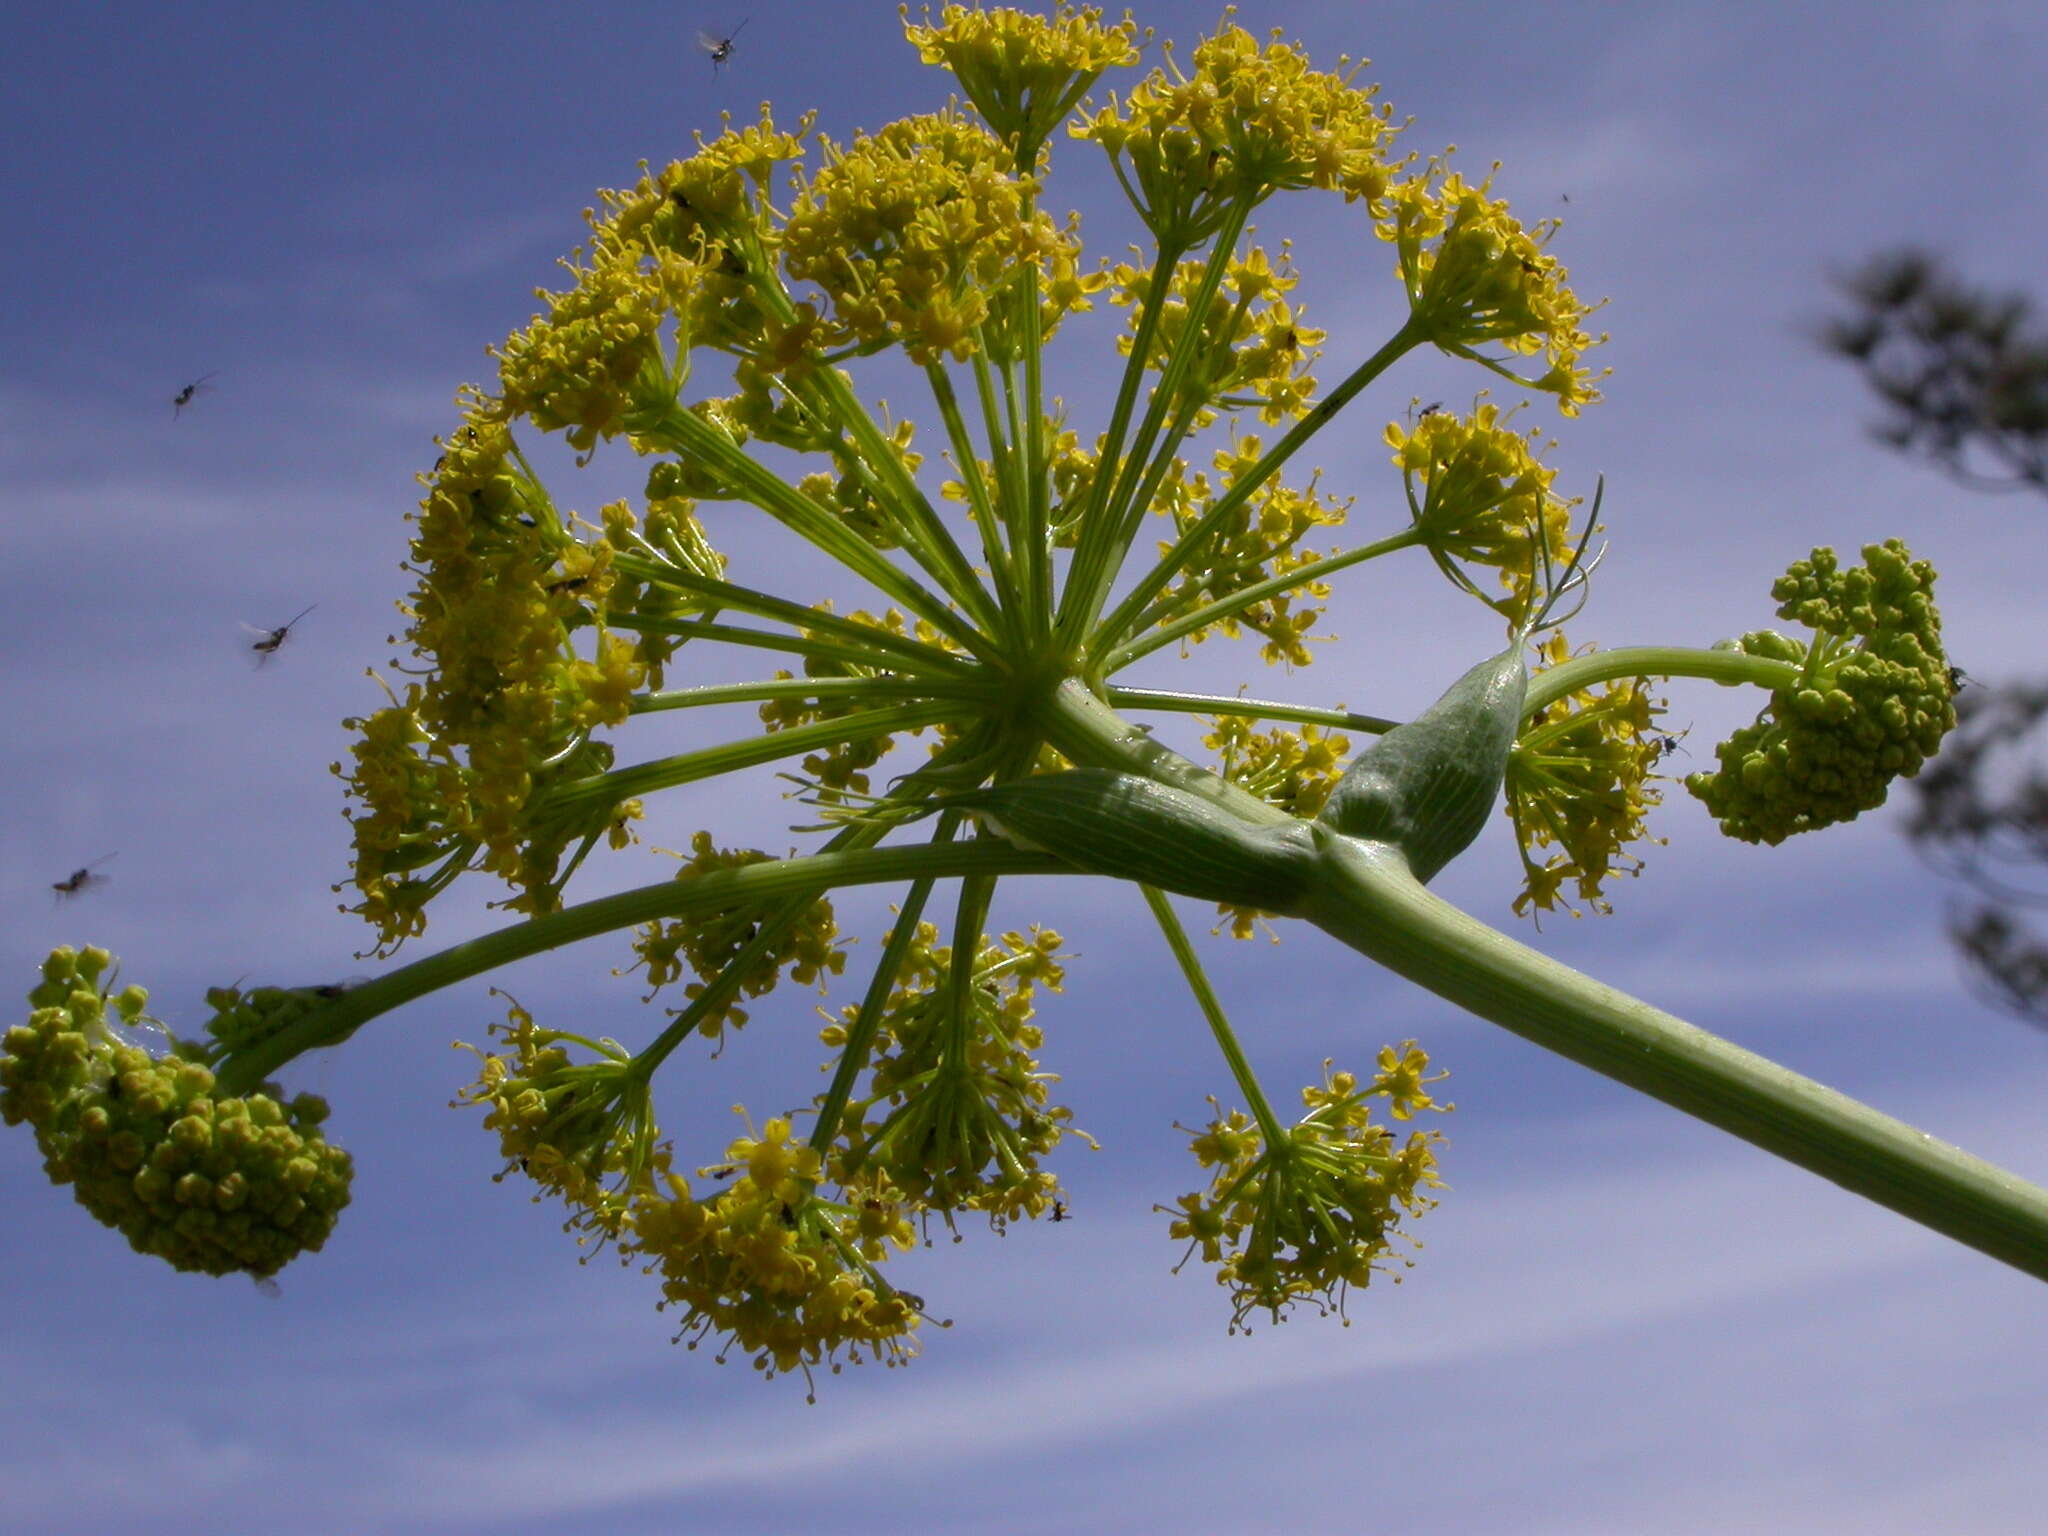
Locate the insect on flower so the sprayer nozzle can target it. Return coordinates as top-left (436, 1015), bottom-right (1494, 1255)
top-left (242, 604), bottom-right (318, 665)
top-left (171, 373), bottom-right (218, 420)
top-left (51, 854), bottom-right (116, 903)
top-left (1418, 400), bottom-right (1444, 419)
top-left (697, 18), bottom-right (748, 72)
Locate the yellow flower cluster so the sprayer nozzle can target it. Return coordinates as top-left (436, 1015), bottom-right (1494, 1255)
top-left (1109, 243), bottom-right (1325, 425)
top-left (493, 236), bottom-right (687, 455)
top-left (902, 3), bottom-right (1143, 168)
top-left (454, 1003), bottom-right (922, 1391)
top-left (1164, 1049), bottom-right (1445, 1330)
top-left (1506, 636), bottom-right (1667, 917)
top-left (1074, 14), bottom-right (1399, 243)
top-left (588, 108), bottom-right (814, 367)
top-left (1378, 162), bottom-right (1606, 414)
top-left (1206, 715), bottom-right (1351, 817)
top-left (783, 111), bottom-right (1097, 365)
top-left (339, 408), bottom-right (728, 949)
top-left (1383, 398), bottom-right (1576, 625)
top-left (632, 832), bottom-right (846, 1040)
top-left (821, 923), bottom-right (1079, 1224)
top-left (633, 1116), bottom-right (923, 1392)
top-left (454, 996), bottom-right (658, 1234)
top-left (2, 948), bottom-right (353, 1279)
top-left (1147, 437), bottom-right (1352, 665)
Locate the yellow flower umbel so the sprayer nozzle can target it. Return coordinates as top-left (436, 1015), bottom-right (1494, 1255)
top-left (1380, 160), bottom-right (1607, 414)
top-left (1074, 13), bottom-right (1400, 245)
top-left (1165, 1051), bottom-right (1446, 1331)
top-left (1507, 635), bottom-right (1667, 917)
top-left (902, 3), bottom-right (1143, 170)
top-left (453, 993), bottom-right (661, 1240)
top-left (783, 110), bottom-right (1095, 365)
top-left (624, 1111), bottom-right (924, 1397)
top-left (821, 923), bottom-right (1081, 1225)
top-left (1384, 397), bottom-right (1576, 624)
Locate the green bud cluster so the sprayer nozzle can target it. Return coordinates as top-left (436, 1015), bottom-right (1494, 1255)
top-left (1, 948), bottom-right (353, 1279)
top-left (1687, 540), bottom-right (1955, 845)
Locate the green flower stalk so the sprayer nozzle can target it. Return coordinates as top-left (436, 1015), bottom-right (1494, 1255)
top-left (19, 4), bottom-right (2047, 1390)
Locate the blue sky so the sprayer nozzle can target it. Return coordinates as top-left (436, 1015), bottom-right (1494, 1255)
top-left (5, 2), bottom-right (2048, 1531)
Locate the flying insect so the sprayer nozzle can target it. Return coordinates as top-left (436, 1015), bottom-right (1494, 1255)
top-left (698, 18), bottom-right (749, 72)
top-left (243, 604), bottom-right (317, 664)
top-left (172, 373), bottom-right (218, 419)
top-left (52, 854), bottom-right (116, 903)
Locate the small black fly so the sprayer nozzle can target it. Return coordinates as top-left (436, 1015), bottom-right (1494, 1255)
top-left (698, 19), bottom-right (749, 73)
top-left (172, 373), bottom-right (218, 420)
top-left (52, 854), bottom-right (116, 903)
top-left (244, 604), bottom-right (317, 665)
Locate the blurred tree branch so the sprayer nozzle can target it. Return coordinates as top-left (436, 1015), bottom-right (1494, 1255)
top-left (1825, 251), bottom-right (2048, 1022)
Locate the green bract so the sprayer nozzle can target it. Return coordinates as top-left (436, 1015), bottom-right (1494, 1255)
top-left (19, 6), bottom-right (2047, 1390)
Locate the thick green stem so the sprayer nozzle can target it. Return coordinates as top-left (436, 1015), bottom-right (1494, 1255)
top-left (214, 841), bottom-right (1063, 1094)
top-left (806, 365), bottom-right (1006, 639)
top-left (607, 614), bottom-right (970, 680)
top-left (1055, 240), bottom-right (1184, 640)
top-left (807, 866), bottom-right (947, 1158)
top-left (1060, 204), bottom-right (1254, 649)
top-left (607, 554), bottom-right (981, 677)
top-left (1016, 244), bottom-right (1052, 636)
top-left (925, 360), bottom-right (1024, 634)
top-left (1300, 829), bottom-right (2048, 1283)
